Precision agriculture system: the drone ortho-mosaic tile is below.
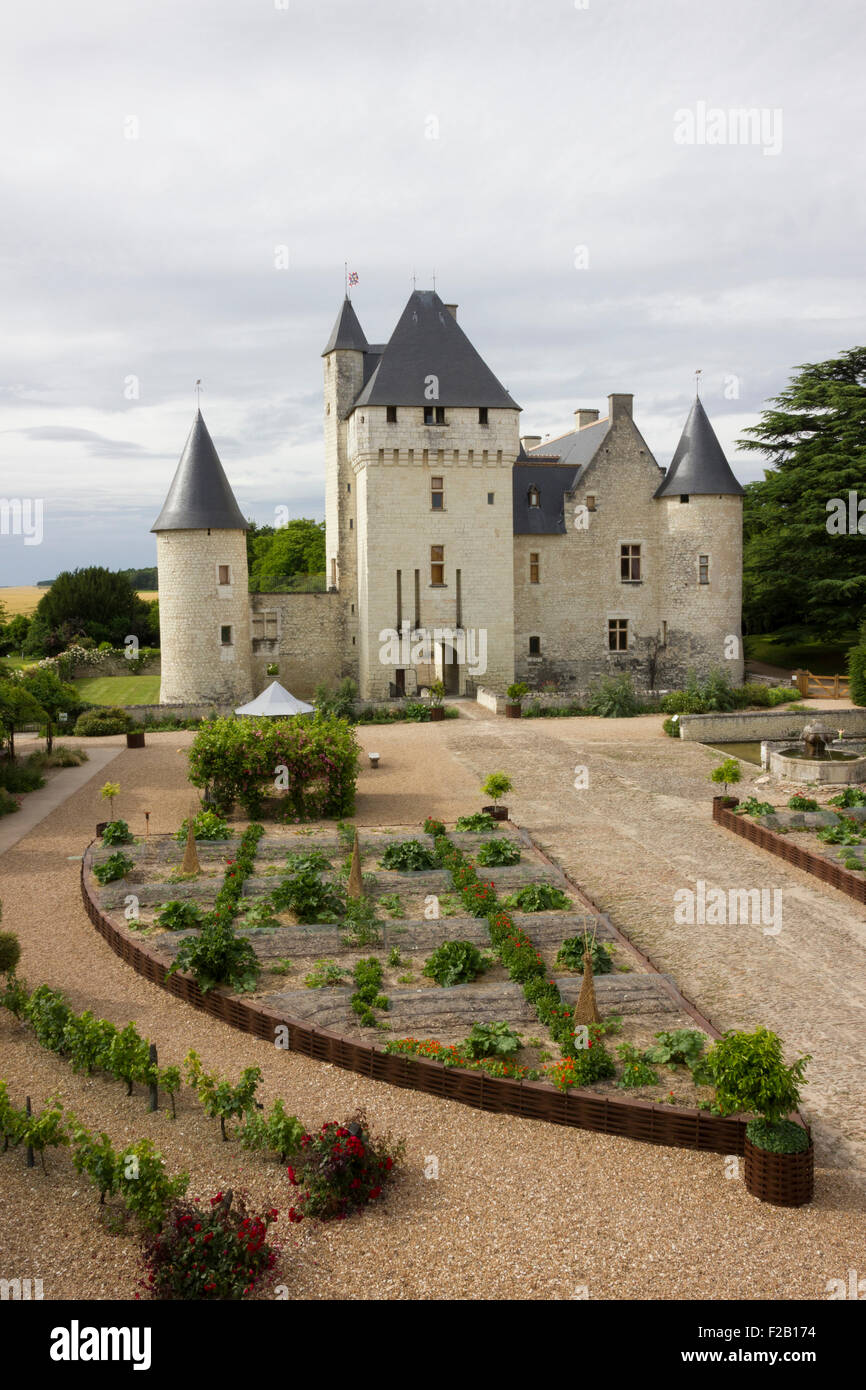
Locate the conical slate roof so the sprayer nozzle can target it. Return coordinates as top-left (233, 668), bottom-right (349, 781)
top-left (654, 397), bottom-right (744, 498)
top-left (352, 290), bottom-right (520, 410)
top-left (152, 411), bottom-right (248, 532)
top-left (322, 298), bottom-right (368, 355)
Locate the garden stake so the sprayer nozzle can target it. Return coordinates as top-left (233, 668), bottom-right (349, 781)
top-left (181, 805), bottom-right (201, 875)
top-left (574, 950), bottom-right (601, 1025)
top-left (348, 828), bottom-right (364, 898)
top-left (25, 1095), bottom-right (34, 1169)
top-left (148, 1043), bottom-right (158, 1112)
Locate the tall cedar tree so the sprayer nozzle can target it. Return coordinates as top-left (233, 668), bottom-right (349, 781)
top-left (739, 347), bottom-right (866, 637)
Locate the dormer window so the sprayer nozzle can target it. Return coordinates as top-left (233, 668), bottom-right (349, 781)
top-left (528, 486), bottom-right (540, 508)
top-left (386, 406), bottom-right (397, 423)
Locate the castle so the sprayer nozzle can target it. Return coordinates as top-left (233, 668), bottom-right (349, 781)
top-left (152, 289), bottom-right (744, 705)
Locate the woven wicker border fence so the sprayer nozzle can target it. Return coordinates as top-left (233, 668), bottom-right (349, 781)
top-left (713, 796), bottom-right (866, 904)
top-left (79, 845), bottom-right (748, 1157)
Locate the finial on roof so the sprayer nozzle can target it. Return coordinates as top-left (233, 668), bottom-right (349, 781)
top-left (695, 368), bottom-right (702, 398)
top-left (195, 379), bottom-right (202, 408)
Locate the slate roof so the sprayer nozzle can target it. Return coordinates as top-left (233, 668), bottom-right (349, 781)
top-left (513, 463), bottom-right (581, 534)
top-left (351, 290), bottom-right (520, 411)
top-left (654, 397), bottom-right (744, 498)
top-left (527, 416), bottom-right (610, 471)
top-left (151, 410), bottom-right (248, 532)
top-left (322, 298), bottom-right (368, 355)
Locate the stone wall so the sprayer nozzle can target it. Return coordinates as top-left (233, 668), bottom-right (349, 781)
top-left (249, 591), bottom-right (346, 699)
top-left (678, 708), bottom-right (866, 742)
top-left (157, 529), bottom-right (253, 705)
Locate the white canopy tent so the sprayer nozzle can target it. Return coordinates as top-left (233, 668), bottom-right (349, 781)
top-left (234, 681), bottom-right (315, 717)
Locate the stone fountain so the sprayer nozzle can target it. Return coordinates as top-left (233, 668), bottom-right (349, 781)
top-left (765, 720), bottom-right (866, 785)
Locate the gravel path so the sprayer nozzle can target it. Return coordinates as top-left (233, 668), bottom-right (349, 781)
top-left (1, 725), bottom-right (864, 1302)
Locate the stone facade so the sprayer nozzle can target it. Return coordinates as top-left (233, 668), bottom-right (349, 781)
top-left (156, 292), bottom-right (744, 705)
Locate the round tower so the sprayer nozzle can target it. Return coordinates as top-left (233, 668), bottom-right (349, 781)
top-left (654, 397), bottom-right (744, 686)
top-left (152, 409), bottom-right (253, 706)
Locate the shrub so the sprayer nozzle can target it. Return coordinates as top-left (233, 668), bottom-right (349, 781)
top-left (140, 1190), bottom-right (279, 1300)
top-left (643, 1028), bottom-right (707, 1071)
top-left (47, 744), bottom-right (89, 767)
top-left (188, 714), bottom-right (359, 819)
top-left (0, 931), bottom-right (21, 976)
top-left (615, 1043), bottom-right (660, 1088)
top-left (462, 1021), bottom-right (521, 1059)
top-left (696, 1027), bottom-right (810, 1124)
top-left (271, 866), bottom-right (344, 921)
top-left (108, 1021), bottom-right (152, 1095)
top-left (481, 771), bottom-right (512, 803)
top-left (506, 682), bottom-right (529, 703)
top-left (237, 1099), bottom-right (305, 1162)
top-left (504, 882), bottom-right (570, 912)
top-left (0, 757), bottom-right (46, 793)
top-left (304, 958), bottom-right (348, 988)
top-left (92, 851), bottom-right (134, 884)
top-left (117, 1139), bottom-right (190, 1232)
top-left (156, 900), bottom-right (204, 932)
top-left (402, 701), bottom-right (431, 722)
top-left (101, 819), bottom-right (133, 846)
top-left (585, 674), bottom-right (640, 718)
top-left (454, 811), bottom-right (497, 833)
top-left (710, 758), bottom-right (741, 798)
top-left (698, 668), bottom-right (738, 712)
top-left (545, 1031), bottom-right (617, 1089)
top-left (787, 795), bottom-right (819, 812)
top-left (661, 690), bottom-right (706, 715)
top-left (174, 810), bottom-right (230, 842)
top-left (0, 788), bottom-right (20, 817)
top-left (0, 972), bottom-right (30, 1017)
top-left (26, 983), bottom-right (74, 1051)
top-left (848, 642), bottom-right (866, 707)
top-left (184, 1051), bottom-right (262, 1141)
top-left (662, 715), bottom-right (681, 738)
top-left (556, 937), bottom-right (613, 975)
top-left (351, 956), bottom-right (388, 1026)
top-left (476, 838), bottom-right (521, 866)
top-left (286, 1113), bottom-right (404, 1222)
top-left (422, 940), bottom-right (485, 987)
top-left (74, 707), bottom-right (130, 736)
top-left (379, 839), bottom-right (437, 871)
top-left (745, 1118), bottom-right (811, 1155)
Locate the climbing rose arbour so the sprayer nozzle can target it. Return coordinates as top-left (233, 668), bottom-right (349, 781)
top-left (187, 715), bottom-right (360, 820)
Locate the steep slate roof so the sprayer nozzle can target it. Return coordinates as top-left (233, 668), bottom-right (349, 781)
top-left (654, 397), bottom-right (744, 497)
top-left (152, 410), bottom-right (248, 532)
top-left (352, 290), bottom-right (520, 410)
top-left (322, 298), bottom-right (368, 355)
top-left (529, 415), bottom-right (610, 472)
top-left (513, 463), bottom-right (581, 534)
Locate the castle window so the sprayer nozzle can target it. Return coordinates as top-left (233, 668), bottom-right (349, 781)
top-left (431, 476), bottom-right (444, 510)
top-left (699, 555), bottom-right (710, 585)
top-left (529, 636), bottom-right (541, 656)
top-left (608, 618), bottom-right (628, 652)
top-left (586, 495), bottom-right (597, 512)
top-left (479, 407), bottom-right (488, 425)
top-left (252, 611), bottom-right (278, 641)
top-left (349, 518), bottom-right (353, 529)
top-left (217, 564), bottom-right (230, 586)
top-left (423, 406), bottom-right (446, 426)
top-left (680, 494), bottom-right (690, 504)
top-left (530, 552), bottom-right (540, 584)
top-left (220, 625), bottom-right (233, 646)
top-left (468, 450), bottom-right (474, 466)
top-left (347, 482), bottom-right (351, 493)
top-left (386, 406), bottom-right (398, 423)
top-left (430, 545), bottom-right (445, 586)
top-left (620, 544), bottom-right (641, 582)
top-left (488, 492), bottom-right (495, 505)
top-left (528, 486), bottom-right (540, 508)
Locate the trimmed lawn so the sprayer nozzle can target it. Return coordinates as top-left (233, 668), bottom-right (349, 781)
top-left (75, 674), bottom-right (161, 705)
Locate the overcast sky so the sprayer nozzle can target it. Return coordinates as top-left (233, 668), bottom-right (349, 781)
top-left (1, 0), bottom-right (863, 585)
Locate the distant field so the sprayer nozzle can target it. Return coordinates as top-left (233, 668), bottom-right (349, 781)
top-left (75, 675), bottom-right (161, 705)
top-left (0, 585), bottom-right (157, 616)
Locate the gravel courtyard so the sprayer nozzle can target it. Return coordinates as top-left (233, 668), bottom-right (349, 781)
top-left (1, 710), bottom-right (864, 1301)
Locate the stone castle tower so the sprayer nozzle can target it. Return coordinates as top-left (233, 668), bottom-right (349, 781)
top-left (152, 409), bottom-right (253, 705)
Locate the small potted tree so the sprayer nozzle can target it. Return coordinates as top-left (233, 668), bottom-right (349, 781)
top-left (698, 1027), bottom-right (813, 1206)
top-left (429, 679), bottom-right (446, 722)
top-left (97, 780), bottom-right (120, 837)
top-left (710, 756), bottom-right (741, 809)
top-left (505, 682), bottom-right (528, 719)
top-left (481, 771), bottom-right (512, 821)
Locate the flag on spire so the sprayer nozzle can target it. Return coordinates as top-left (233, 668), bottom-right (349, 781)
top-left (348, 270), bottom-right (359, 286)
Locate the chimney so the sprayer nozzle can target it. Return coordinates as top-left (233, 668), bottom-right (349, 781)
top-left (444, 303), bottom-right (458, 320)
top-left (574, 408), bottom-right (599, 430)
top-left (520, 435), bottom-right (542, 452)
top-left (608, 393), bottom-right (634, 421)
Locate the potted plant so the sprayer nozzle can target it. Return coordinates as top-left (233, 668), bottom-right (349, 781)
top-left (429, 679), bottom-right (446, 722)
top-left (481, 771), bottom-right (512, 820)
top-left (710, 756), bottom-right (741, 808)
top-left (698, 1027), bottom-right (813, 1207)
top-left (505, 682), bottom-right (528, 719)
